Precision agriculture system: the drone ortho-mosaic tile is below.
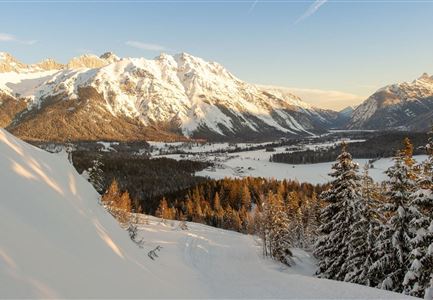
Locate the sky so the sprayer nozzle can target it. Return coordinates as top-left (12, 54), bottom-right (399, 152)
top-left (1, 0), bottom-right (433, 110)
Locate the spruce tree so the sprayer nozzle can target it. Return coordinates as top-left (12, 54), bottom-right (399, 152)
top-left (404, 132), bottom-right (433, 298)
top-left (344, 164), bottom-right (380, 286)
top-left (370, 138), bottom-right (417, 292)
top-left (314, 142), bottom-right (362, 281)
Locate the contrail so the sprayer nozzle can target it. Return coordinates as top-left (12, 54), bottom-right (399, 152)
top-left (248, 0), bottom-right (259, 14)
top-left (295, 0), bottom-right (328, 24)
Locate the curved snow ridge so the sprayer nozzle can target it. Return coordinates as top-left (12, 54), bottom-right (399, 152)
top-left (0, 128), bottom-right (206, 299)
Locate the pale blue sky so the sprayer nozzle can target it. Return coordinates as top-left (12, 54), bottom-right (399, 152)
top-left (1, 0), bottom-right (433, 109)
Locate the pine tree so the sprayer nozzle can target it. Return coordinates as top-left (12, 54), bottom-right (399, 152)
top-left (404, 132), bottom-right (433, 298)
top-left (370, 138), bottom-right (417, 292)
top-left (314, 142), bottom-right (362, 281)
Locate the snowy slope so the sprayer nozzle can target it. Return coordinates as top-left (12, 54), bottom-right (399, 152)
top-left (0, 52), bottom-right (340, 141)
top-left (0, 128), bottom-right (205, 298)
top-left (0, 129), bottom-right (413, 298)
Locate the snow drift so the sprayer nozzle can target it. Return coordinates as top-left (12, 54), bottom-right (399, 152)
top-left (0, 128), bottom-right (413, 298)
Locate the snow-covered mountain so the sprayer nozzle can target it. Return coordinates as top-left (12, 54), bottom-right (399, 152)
top-left (0, 128), bottom-right (413, 298)
top-left (349, 73), bottom-right (433, 131)
top-left (0, 52), bottom-right (340, 142)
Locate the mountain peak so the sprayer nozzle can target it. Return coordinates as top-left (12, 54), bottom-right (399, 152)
top-left (0, 52), bottom-right (10, 61)
top-left (0, 51), bottom-right (339, 141)
top-left (0, 52), bottom-right (28, 73)
top-left (35, 58), bottom-right (64, 71)
top-left (417, 72), bottom-right (433, 83)
top-left (100, 51), bottom-right (119, 63)
top-left (67, 54), bottom-right (109, 69)
top-left (349, 73), bottom-right (433, 131)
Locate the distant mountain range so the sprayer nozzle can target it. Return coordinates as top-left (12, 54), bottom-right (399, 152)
top-left (349, 73), bottom-right (433, 131)
top-left (0, 51), bottom-right (344, 142)
top-left (0, 51), bottom-right (432, 142)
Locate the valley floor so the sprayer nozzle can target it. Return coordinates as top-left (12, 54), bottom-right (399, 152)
top-left (154, 149), bottom-right (427, 184)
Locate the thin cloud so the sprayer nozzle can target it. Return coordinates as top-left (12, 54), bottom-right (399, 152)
top-left (126, 41), bottom-right (168, 52)
top-left (261, 85), bottom-right (365, 111)
top-left (295, 0), bottom-right (328, 24)
top-left (287, 87), bottom-right (364, 110)
top-left (0, 32), bottom-right (36, 45)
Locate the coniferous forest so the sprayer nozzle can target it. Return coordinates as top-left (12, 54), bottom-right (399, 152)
top-left (88, 131), bottom-right (433, 298)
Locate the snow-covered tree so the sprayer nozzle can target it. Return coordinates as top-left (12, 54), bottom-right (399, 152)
top-left (370, 138), bottom-right (418, 293)
top-left (65, 140), bottom-right (75, 164)
top-left (314, 143), bottom-right (363, 281)
top-left (404, 132), bottom-right (433, 298)
top-left (257, 191), bottom-right (293, 265)
top-left (343, 163), bottom-right (381, 286)
top-left (268, 191), bottom-right (293, 266)
top-left (88, 154), bottom-right (104, 193)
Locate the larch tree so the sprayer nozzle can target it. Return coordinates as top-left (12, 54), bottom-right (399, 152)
top-left (156, 197), bottom-right (170, 220)
top-left (101, 179), bottom-right (121, 207)
top-left (241, 184), bottom-right (252, 210)
top-left (212, 192), bottom-right (225, 227)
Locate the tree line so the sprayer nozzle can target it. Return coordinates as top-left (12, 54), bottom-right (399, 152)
top-left (72, 151), bottom-right (210, 212)
top-left (271, 132), bottom-right (428, 164)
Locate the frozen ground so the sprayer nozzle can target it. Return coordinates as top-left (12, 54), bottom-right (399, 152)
top-left (148, 138), bottom-right (365, 156)
top-left (0, 129), bottom-right (413, 298)
top-left (154, 143), bottom-right (427, 184)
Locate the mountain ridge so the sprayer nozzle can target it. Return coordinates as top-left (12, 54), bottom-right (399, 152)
top-left (349, 73), bottom-right (433, 131)
top-left (0, 51), bottom-right (341, 142)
